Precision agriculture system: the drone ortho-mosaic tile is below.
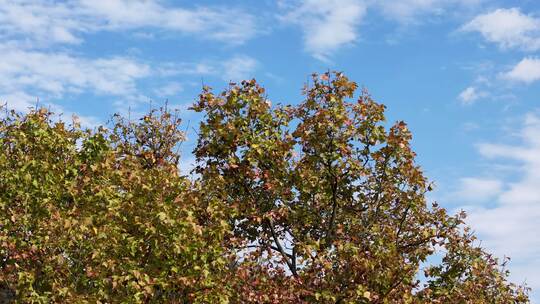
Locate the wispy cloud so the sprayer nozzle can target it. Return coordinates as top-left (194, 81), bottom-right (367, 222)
top-left (0, 0), bottom-right (261, 114)
top-left (0, 44), bottom-right (150, 98)
top-left (458, 86), bottom-right (487, 105)
top-left (153, 54), bottom-right (259, 82)
top-left (221, 55), bottom-right (259, 82)
top-left (373, 0), bottom-right (483, 24)
top-left (0, 41), bottom-right (257, 114)
top-left (457, 57), bottom-right (539, 106)
top-left (0, 0), bottom-right (258, 46)
top-left (279, 0), bottom-right (366, 61)
top-left (462, 8), bottom-right (540, 51)
top-left (459, 112), bottom-right (540, 291)
top-left (279, 0), bottom-right (485, 60)
top-left (0, 1), bottom-right (82, 45)
top-left (374, 0), bottom-right (444, 24)
top-left (455, 177), bottom-right (503, 202)
top-left (0, 90), bottom-right (101, 128)
top-left (0, 91), bottom-right (40, 113)
top-left (153, 82), bottom-right (184, 98)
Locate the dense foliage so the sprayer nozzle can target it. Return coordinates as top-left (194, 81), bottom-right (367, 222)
top-left (0, 73), bottom-right (530, 303)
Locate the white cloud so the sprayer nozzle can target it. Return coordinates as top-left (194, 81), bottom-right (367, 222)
top-left (280, 0), bottom-right (366, 61)
top-left (502, 57), bottom-right (540, 84)
top-left (0, 91), bottom-right (100, 128)
top-left (462, 8), bottom-right (540, 51)
top-left (458, 86), bottom-right (486, 104)
top-left (0, 42), bottom-right (257, 115)
top-left (373, 0), bottom-right (483, 24)
top-left (156, 62), bottom-right (217, 77)
top-left (153, 55), bottom-right (258, 82)
top-left (0, 91), bottom-right (39, 113)
top-left (221, 55), bottom-right (259, 82)
top-left (0, 1), bottom-right (260, 113)
top-left (78, 0), bottom-right (258, 43)
top-left (0, 0), bottom-right (84, 45)
top-left (374, 0), bottom-right (443, 23)
top-left (461, 112), bottom-right (540, 292)
top-left (154, 82), bottom-right (183, 97)
top-left (456, 177), bottom-right (503, 202)
top-left (279, 0), bottom-right (483, 60)
top-left (0, 0), bottom-right (258, 46)
top-left (0, 42), bottom-right (152, 120)
top-left (0, 44), bottom-right (151, 99)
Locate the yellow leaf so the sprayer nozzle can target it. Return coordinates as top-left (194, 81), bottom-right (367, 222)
top-left (363, 291), bottom-right (371, 300)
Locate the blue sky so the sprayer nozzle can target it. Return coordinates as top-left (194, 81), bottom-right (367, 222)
top-left (1, 0), bottom-right (540, 300)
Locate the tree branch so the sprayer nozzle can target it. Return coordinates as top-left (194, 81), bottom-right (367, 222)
top-left (267, 218), bottom-right (297, 276)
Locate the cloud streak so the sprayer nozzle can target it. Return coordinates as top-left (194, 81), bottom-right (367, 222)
top-left (221, 55), bottom-right (259, 82)
top-left (459, 112), bottom-right (540, 292)
top-left (0, 44), bottom-right (150, 99)
top-left (0, 0), bottom-right (258, 46)
top-left (0, 41), bottom-right (258, 115)
top-left (458, 86), bottom-right (487, 104)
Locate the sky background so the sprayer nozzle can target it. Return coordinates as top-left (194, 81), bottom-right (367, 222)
top-left (1, 0), bottom-right (539, 301)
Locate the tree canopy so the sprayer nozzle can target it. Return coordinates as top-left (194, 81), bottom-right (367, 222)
top-left (0, 72), bottom-right (530, 303)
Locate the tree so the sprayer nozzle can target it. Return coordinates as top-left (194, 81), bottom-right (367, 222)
top-left (0, 108), bottom-right (231, 302)
top-left (0, 72), bottom-right (530, 303)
